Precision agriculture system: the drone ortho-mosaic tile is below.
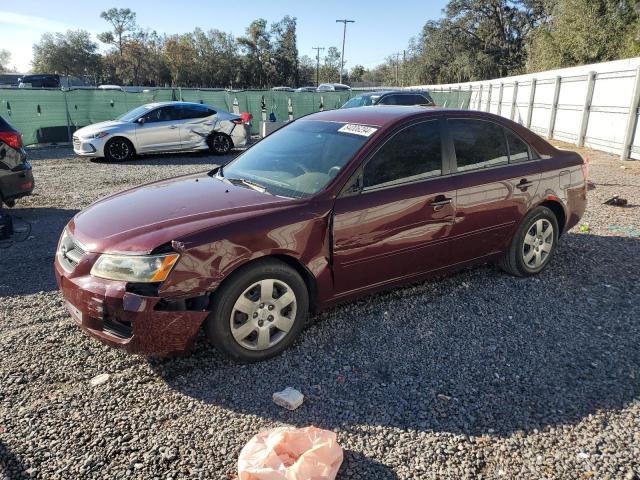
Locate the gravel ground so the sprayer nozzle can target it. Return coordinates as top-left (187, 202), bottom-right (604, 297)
top-left (1, 144), bottom-right (639, 479)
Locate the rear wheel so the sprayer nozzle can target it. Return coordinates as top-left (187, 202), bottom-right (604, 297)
top-left (104, 137), bottom-right (134, 162)
top-left (208, 133), bottom-right (232, 155)
top-left (205, 259), bottom-right (309, 363)
top-left (499, 206), bottom-right (559, 276)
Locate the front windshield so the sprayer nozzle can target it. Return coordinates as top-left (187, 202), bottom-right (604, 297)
top-left (341, 95), bottom-right (374, 109)
top-left (220, 120), bottom-right (372, 198)
top-left (117, 105), bottom-right (153, 122)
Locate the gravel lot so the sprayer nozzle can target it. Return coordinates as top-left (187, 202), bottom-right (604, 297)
top-left (1, 144), bottom-right (639, 479)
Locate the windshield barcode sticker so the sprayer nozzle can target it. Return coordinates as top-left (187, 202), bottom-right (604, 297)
top-left (338, 124), bottom-right (378, 137)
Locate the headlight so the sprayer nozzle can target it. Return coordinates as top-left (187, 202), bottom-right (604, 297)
top-left (90, 253), bottom-right (179, 282)
top-left (84, 131), bottom-right (109, 140)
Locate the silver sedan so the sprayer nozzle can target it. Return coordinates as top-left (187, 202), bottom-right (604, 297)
top-left (73, 101), bottom-right (250, 161)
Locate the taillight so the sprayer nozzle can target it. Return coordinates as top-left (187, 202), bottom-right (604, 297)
top-left (0, 131), bottom-right (22, 149)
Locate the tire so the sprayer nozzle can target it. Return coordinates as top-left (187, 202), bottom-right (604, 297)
top-left (104, 137), bottom-right (134, 162)
top-left (499, 206), bottom-right (559, 277)
top-left (205, 258), bottom-right (309, 363)
top-left (208, 133), bottom-right (232, 155)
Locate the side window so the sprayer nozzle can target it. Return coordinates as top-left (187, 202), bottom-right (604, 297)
top-left (179, 105), bottom-right (212, 119)
top-left (143, 106), bottom-right (179, 123)
top-left (377, 95), bottom-right (397, 105)
top-left (364, 121), bottom-right (442, 188)
top-left (449, 119), bottom-right (508, 171)
top-left (505, 129), bottom-right (531, 163)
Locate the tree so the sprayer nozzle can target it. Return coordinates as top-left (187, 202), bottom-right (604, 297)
top-left (320, 47), bottom-right (341, 83)
top-left (0, 50), bottom-right (14, 73)
top-left (349, 65), bottom-right (366, 83)
top-left (163, 34), bottom-right (198, 86)
top-left (238, 19), bottom-right (274, 87)
top-left (271, 16), bottom-right (299, 86)
top-left (527, 0), bottom-right (639, 72)
top-left (98, 8), bottom-right (138, 57)
top-left (32, 30), bottom-right (101, 79)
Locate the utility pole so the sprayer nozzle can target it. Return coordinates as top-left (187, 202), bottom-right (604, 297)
top-left (402, 50), bottom-right (406, 87)
top-left (312, 47), bottom-right (324, 87)
top-left (335, 19), bottom-right (355, 84)
top-left (394, 52), bottom-right (401, 86)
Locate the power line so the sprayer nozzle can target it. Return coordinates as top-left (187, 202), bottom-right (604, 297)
top-left (335, 19), bottom-right (355, 84)
top-left (312, 47), bottom-right (325, 87)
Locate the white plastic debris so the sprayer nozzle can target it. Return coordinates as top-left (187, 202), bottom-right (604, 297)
top-left (238, 426), bottom-right (343, 480)
top-left (89, 373), bottom-right (110, 387)
top-left (272, 387), bottom-right (304, 410)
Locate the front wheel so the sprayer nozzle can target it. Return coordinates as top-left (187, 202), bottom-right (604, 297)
top-left (499, 206), bottom-right (559, 276)
top-left (104, 137), bottom-right (134, 162)
top-left (205, 259), bottom-right (309, 363)
top-left (208, 133), bottom-right (232, 155)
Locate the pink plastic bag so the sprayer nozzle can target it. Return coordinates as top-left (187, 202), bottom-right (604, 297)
top-left (238, 426), bottom-right (343, 480)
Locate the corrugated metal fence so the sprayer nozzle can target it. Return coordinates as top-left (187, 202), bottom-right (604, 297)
top-left (415, 57), bottom-right (640, 161)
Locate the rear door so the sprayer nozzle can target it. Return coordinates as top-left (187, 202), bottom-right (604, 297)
top-left (134, 105), bottom-right (182, 152)
top-left (178, 104), bottom-right (216, 149)
top-left (332, 119), bottom-right (456, 295)
top-left (446, 117), bottom-right (542, 265)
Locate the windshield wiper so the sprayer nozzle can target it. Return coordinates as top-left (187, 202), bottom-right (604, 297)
top-left (227, 177), bottom-right (269, 194)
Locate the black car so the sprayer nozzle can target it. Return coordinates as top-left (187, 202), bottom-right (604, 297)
top-left (0, 116), bottom-right (34, 207)
top-left (18, 74), bottom-right (60, 89)
top-left (341, 90), bottom-right (435, 109)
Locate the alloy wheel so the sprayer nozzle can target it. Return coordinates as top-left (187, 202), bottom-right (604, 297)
top-left (229, 279), bottom-right (297, 351)
top-left (522, 219), bottom-right (553, 269)
top-left (108, 140), bottom-right (130, 161)
top-left (212, 135), bottom-right (230, 153)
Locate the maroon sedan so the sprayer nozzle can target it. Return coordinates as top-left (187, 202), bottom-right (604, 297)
top-left (55, 107), bottom-right (587, 362)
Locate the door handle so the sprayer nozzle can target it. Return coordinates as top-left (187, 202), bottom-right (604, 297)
top-left (168, 125), bottom-right (178, 129)
top-left (516, 179), bottom-right (534, 191)
top-left (430, 197), bottom-right (452, 210)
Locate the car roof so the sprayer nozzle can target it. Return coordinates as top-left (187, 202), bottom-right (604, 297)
top-left (302, 105), bottom-right (441, 127)
top-left (143, 101), bottom-right (210, 108)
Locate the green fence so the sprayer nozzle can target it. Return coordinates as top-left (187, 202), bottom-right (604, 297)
top-left (0, 88), bottom-right (468, 146)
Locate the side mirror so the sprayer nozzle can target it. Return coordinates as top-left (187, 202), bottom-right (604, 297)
top-left (137, 117), bottom-right (145, 125)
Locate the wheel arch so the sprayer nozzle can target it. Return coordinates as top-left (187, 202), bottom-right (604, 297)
top-left (211, 253), bottom-right (319, 313)
top-left (536, 198), bottom-right (567, 235)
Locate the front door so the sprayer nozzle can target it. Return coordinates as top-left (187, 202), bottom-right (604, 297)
top-left (446, 117), bottom-right (542, 265)
top-left (332, 119), bottom-right (456, 296)
top-left (135, 105), bottom-right (183, 152)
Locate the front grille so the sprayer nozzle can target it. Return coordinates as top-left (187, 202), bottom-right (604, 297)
top-left (58, 230), bottom-right (87, 272)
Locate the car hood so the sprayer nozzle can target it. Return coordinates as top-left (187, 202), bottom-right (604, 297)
top-left (69, 173), bottom-right (293, 254)
top-left (75, 120), bottom-right (126, 137)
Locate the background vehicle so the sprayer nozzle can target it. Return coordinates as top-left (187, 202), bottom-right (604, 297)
top-left (55, 107), bottom-right (586, 361)
top-left (295, 86), bottom-right (317, 92)
top-left (72, 101), bottom-right (250, 161)
top-left (271, 86), bottom-right (295, 92)
top-left (0, 116), bottom-right (34, 207)
top-left (18, 74), bottom-right (60, 89)
top-left (317, 83), bottom-right (351, 92)
top-left (97, 85), bottom-right (123, 91)
top-left (341, 90), bottom-right (435, 108)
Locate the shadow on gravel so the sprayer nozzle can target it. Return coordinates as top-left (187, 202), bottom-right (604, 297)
top-left (339, 450), bottom-right (398, 479)
top-left (92, 149), bottom-right (239, 167)
top-left (0, 207), bottom-right (78, 297)
top-left (152, 233), bottom-right (640, 439)
top-left (0, 441), bottom-right (31, 479)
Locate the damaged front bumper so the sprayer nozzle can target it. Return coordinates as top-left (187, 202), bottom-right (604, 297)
top-left (54, 258), bottom-right (209, 356)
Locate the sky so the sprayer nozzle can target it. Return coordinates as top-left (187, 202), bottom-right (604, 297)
top-left (0, 0), bottom-right (449, 73)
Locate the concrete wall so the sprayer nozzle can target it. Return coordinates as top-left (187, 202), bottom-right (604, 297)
top-left (413, 57), bottom-right (640, 160)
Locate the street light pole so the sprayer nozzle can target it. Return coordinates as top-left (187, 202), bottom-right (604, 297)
top-left (312, 47), bottom-right (324, 87)
top-left (335, 19), bottom-right (355, 84)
